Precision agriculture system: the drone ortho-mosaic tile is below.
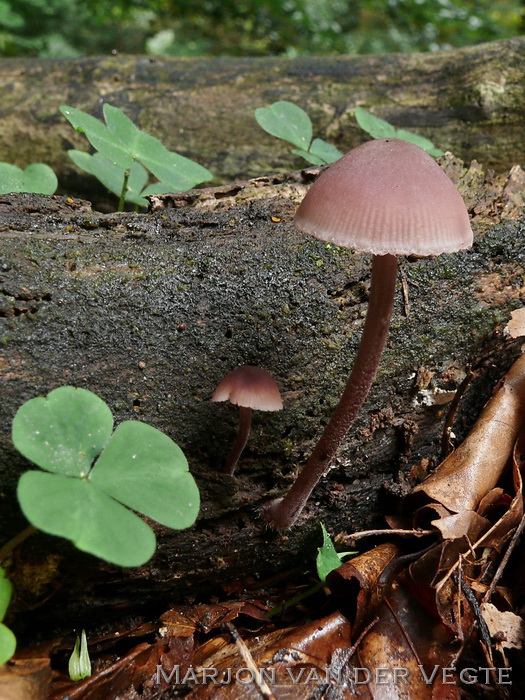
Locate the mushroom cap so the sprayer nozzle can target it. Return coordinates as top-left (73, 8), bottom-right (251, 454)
top-left (212, 366), bottom-right (283, 411)
top-left (294, 138), bottom-right (473, 256)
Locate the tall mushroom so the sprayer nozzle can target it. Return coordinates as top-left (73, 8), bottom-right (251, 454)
top-left (263, 138), bottom-right (473, 529)
top-left (212, 365), bottom-right (283, 475)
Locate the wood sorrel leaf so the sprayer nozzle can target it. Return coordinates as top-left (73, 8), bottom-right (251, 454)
top-left (135, 132), bottom-right (212, 190)
top-left (103, 103), bottom-right (142, 148)
top-left (68, 151), bottom-right (149, 206)
top-left (62, 103), bottom-right (212, 194)
top-left (395, 129), bottom-right (444, 156)
top-left (0, 624), bottom-right (16, 665)
top-left (12, 387), bottom-right (113, 478)
top-left (140, 181), bottom-right (178, 197)
top-left (354, 106), bottom-right (396, 139)
top-left (13, 387), bottom-right (199, 566)
top-left (90, 421), bottom-right (200, 530)
top-left (0, 570), bottom-right (12, 622)
top-left (355, 107), bottom-right (444, 156)
top-left (255, 101), bottom-right (313, 151)
top-left (0, 162), bottom-right (57, 195)
top-left (290, 148), bottom-right (327, 166)
top-left (307, 138), bottom-right (343, 164)
top-left (60, 105), bottom-right (134, 170)
top-left (17, 471), bottom-right (156, 567)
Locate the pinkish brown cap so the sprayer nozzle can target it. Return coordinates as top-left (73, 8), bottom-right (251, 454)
top-left (212, 366), bottom-right (283, 411)
top-left (294, 138), bottom-right (473, 256)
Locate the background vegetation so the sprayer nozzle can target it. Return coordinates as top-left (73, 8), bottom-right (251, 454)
top-left (1, 0), bottom-right (522, 58)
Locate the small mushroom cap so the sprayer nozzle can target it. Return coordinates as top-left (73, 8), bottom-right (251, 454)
top-left (294, 138), bottom-right (473, 256)
top-left (212, 366), bottom-right (283, 411)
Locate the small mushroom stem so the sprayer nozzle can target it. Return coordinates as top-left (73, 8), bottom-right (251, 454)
top-left (263, 254), bottom-right (398, 528)
top-left (224, 406), bottom-right (253, 475)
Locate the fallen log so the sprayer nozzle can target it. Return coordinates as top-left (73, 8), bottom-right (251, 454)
top-left (0, 36), bottom-right (524, 205)
top-left (0, 151), bottom-right (524, 638)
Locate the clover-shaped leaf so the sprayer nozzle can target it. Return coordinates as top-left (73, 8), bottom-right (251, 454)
top-left (90, 421), bottom-right (200, 530)
top-left (61, 103), bottom-right (213, 209)
top-left (0, 162), bottom-right (58, 195)
top-left (354, 107), bottom-right (444, 156)
top-left (17, 472), bottom-right (156, 566)
top-left (255, 101), bottom-right (313, 151)
top-left (68, 151), bottom-right (150, 206)
top-left (255, 101), bottom-right (342, 166)
top-left (60, 106), bottom-right (134, 169)
top-left (0, 625), bottom-right (16, 665)
top-left (12, 387), bottom-right (113, 477)
top-left (0, 569), bottom-right (15, 664)
top-left (13, 387), bottom-right (200, 567)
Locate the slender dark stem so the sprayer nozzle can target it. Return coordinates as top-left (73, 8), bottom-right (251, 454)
top-left (223, 406), bottom-right (253, 475)
top-left (0, 525), bottom-right (37, 562)
top-left (118, 168), bottom-right (130, 212)
top-left (263, 254), bottom-right (398, 528)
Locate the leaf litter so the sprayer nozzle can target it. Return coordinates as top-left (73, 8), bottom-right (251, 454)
top-left (6, 352), bottom-right (514, 699)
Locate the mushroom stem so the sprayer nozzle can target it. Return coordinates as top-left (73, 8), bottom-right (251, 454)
top-left (263, 253), bottom-right (398, 528)
top-left (224, 405), bottom-right (253, 475)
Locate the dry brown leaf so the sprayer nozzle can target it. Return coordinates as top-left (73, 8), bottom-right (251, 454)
top-left (429, 511), bottom-right (490, 541)
top-left (411, 354), bottom-right (525, 514)
top-left (49, 642), bottom-right (161, 700)
top-left (177, 611), bottom-right (352, 698)
top-left (480, 602), bottom-right (525, 650)
top-left (326, 543), bottom-right (401, 629)
top-left (405, 428), bottom-right (525, 639)
top-left (0, 658), bottom-right (51, 700)
top-left (353, 579), bottom-right (461, 700)
top-left (506, 307), bottom-right (525, 339)
top-left (468, 425), bottom-right (525, 552)
top-left (159, 601), bottom-right (268, 638)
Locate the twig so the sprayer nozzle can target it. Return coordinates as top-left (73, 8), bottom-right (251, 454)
top-left (338, 527), bottom-right (434, 543)
top-left (453, 569), bottom-right (500, 688)
top-left (482, 513), bottom-right (525, 604)
top-left (224, 621), bottom-right (277, 700)
top-left (401, 271), bottom-right (410, 318)
top-left (441, 368), bottom-right (474, 459)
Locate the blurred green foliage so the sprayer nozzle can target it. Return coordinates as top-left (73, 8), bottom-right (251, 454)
top-left (1, 0), bottom-right (522, 58)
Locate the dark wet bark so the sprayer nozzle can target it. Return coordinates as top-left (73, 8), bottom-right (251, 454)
top-left (1, 160), bottom-right (524, 640)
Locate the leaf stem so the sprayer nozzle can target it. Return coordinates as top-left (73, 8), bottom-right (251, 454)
top-left (267, 581), bottom-right (324, 618)
top-left (118, 168), bottom-right (131, 211)
top-left (0, 526), bottom-right (38, 562)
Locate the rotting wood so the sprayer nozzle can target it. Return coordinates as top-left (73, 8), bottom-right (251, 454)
top-left (0, 36), bottom-right (524, 206)
top-left (0, 156), bottom-right (524, 635)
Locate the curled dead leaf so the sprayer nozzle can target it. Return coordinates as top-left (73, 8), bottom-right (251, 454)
top-left (326, 543), bottom-right (400, 629)
top-left (410, 354), bottom-right (525, 515)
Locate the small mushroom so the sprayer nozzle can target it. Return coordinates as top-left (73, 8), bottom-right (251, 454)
top-left (263, 138), bottom-right (473, 529)
top-left (212, 365), bottom-right (283, 475)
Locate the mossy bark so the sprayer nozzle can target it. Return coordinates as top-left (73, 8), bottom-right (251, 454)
top-left (0, 36), bottom-right (524, 205)
top-left (0, 157), bottom-right (524, 635)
